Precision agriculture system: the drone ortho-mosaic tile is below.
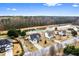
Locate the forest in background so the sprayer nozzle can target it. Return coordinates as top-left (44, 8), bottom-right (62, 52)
top-left (0, 16), bottom-right (79, 30)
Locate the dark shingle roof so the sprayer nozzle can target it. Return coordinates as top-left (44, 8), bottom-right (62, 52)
top-left (0, 39), bottom-right (11, 45)
top-left (30, 33), bottom-right (41, 41)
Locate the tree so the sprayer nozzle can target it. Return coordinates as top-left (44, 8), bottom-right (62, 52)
top-left (20, 31), bottom-right (26, 37)
top-left (17, 29), bottom-right (21, 35)
top-left (64, 45), bottom-right (79, 56)
top-left (72, 48), bottom-right (79, 56)
top-left (64, 45), bottom-right (75, 55)
top-left (7, 29), bottom-right (19, 38)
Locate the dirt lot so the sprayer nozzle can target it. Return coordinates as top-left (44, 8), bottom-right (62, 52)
top-left (38, 31), bottom-right (73, 48)
top-left (24, 39), bottom-right (38, 52)
top-left (38, 32), bottom-right (55, 47)
top-left (54, 35), bottom-right (73, 42)
top-left (13, 39), bottom-right (23, 56)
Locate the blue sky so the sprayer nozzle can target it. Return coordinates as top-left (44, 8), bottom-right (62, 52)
top-left (0, 3), bottom-right (79, 16)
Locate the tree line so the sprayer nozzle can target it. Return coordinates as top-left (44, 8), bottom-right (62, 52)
top-left (0, 16), bottom-right (79, 30)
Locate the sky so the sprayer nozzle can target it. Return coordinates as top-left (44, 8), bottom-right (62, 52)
top-left (0, 3), bottom-right (79, 16)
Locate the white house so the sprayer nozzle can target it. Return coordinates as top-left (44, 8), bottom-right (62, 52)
top-left (28, 33), bottom-right (41, 43)
top-left (58, 30), bottom-right (66, 36)
top-left (45, 31), bottom-right (54, 40)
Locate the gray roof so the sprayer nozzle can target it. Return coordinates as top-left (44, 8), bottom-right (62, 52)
top-left (0, 39), bottom-right (11, 45)
top-left (30, 33), bottom-right (41, 41)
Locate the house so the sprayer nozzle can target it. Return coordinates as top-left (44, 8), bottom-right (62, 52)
top-left (29, 33), bottom-right (41, 43)
top-left (45, 31), bottom-right (54, 40)
top-left (58, 30), bottom-right (66, 36)
top-left (0, 39), bottom-right (11, 53)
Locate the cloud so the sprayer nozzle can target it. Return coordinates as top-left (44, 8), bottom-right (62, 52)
top-left (12, 8), bottom-right (16, 11)
top-left (57, 3), bottom-right (62, 6)
top-left (7, 8), bottom-right (10, 10)
top-left (43, 3), bottom-right (62, 7)
top-left (7, 8), bottom-right (16, 11)
top-left (72, 4), bottom-right (79, 7)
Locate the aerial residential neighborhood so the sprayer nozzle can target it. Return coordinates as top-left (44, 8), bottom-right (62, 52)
top-left (0, 16), bottom-right (79, 56)
top-left (0, 3), bottom-right (79, 56)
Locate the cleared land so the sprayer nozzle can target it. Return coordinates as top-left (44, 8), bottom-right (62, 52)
top-left (38, 32), bottom-right (55, 47)
top-left (13, 39), bottom-right (23, 56)
top-left (24, 39), bottom-right (38, 52)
